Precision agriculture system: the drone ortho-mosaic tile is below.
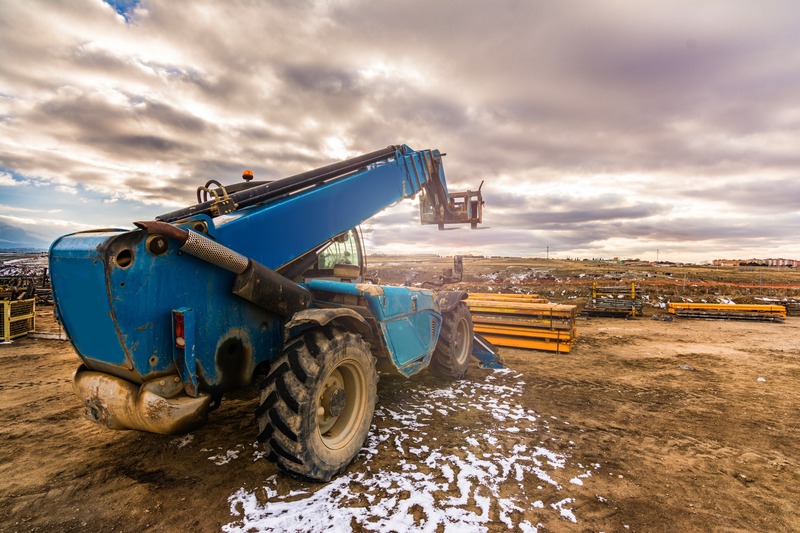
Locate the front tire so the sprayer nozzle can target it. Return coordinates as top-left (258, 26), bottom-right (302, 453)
top-left (256, 327), bottom-right (377, 482)
top-left (431, 302), bottom-right (473, 379)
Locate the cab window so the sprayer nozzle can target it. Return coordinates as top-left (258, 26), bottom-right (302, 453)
top-left (317, 229), bottom-right (361, 270)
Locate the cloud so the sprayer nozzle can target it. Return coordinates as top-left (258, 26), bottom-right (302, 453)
top-left (0, 171), bottom-right (24, 187)
top-left (679, 178), bottom-right (800, 213)
top-left (0, 0), bottom-right (799, 259)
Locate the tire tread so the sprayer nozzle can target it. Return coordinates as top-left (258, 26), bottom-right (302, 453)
top-left (255, 327), bottom-right (377, 481)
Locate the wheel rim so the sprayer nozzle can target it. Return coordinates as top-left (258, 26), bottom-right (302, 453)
top-left (453, 317), bottom-right (470, 365)
top-left (316, 358), bottom-right (367, 450)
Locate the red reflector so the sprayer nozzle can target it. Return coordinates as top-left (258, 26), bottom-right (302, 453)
top-left (173, 311), bottom-right (185, 349)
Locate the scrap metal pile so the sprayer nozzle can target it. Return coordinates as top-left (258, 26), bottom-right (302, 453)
top-left (0, 265), bottom-right (52, 304)
top-left (465, 293), bottom-right (577, 353)
top-left (0, 260), bottom-right (47, 341)
top-left (583, 281), bottom-right (642, 318)
top-left (667, 302), bottom-right (786, 322)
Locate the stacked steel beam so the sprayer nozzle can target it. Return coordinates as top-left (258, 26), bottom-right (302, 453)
top-left (466, 293), bottom-right (577, 353)
top-left (758, 299), bottom-right (800, 316)
top-left (667, 302), bottom-right (786, 322)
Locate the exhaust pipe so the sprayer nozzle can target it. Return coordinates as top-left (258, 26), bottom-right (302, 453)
top-left (135, 221), bottom-right (311, 316)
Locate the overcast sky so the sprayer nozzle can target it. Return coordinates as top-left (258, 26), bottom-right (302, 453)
top-left (1, 0), bottom-right (799, 262)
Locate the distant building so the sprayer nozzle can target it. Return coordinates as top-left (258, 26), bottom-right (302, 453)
top-left (766, 258), bottom-right (799, 267)
top-left (712, 258), bottom-right (798, 267)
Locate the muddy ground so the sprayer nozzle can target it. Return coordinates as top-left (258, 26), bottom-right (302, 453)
top-left (1, 260), bottom-right (799, 532)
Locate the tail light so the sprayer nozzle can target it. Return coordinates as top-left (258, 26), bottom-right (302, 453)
top-left (173, 310), bottom-right (186, 348)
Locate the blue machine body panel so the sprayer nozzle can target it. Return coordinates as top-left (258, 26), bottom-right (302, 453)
top-left (51, 227), bottom-right (283, 390)
top-left (49, 146), bottom-right (462, 393)
top-left (304, 280), bottom-right (442, 377)
top-left (50, 231), bottom-right (131, 370)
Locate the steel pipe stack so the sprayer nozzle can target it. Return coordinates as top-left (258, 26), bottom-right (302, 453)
top-left (667, 302), bottom-right (786, 322)
top-left (465, 293), bottom-right (577, 353)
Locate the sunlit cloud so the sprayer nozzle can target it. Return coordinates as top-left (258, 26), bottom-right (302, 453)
top-left (0, 0), bottom-right (797, 260)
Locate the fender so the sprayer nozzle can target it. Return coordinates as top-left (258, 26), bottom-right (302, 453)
top-left (436, 291), bottom-right (468, 314)
top-left (284, 308), bottom-right (373, 341)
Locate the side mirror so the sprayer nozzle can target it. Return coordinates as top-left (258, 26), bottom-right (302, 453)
top-left (453, 255), bottom-right (463, 276)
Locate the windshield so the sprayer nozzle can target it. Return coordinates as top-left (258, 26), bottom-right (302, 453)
top-left (318, 229), bottom-right (361, 269)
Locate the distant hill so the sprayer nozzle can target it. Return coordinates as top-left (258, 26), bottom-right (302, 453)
top-left (0, 220), bottom-right (54, 251)
top-left (0, 247), bottom-right (48, 254)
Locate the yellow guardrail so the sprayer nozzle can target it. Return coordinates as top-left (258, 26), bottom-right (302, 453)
top-left (585, 281), bottom-right (642, 317)
top-left (1, 298), bottom-right (36, 342)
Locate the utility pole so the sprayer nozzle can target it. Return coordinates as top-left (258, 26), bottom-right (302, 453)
top-left (547, 246), bottom-right (549, 260)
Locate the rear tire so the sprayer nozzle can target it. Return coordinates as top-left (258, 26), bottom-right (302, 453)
top-left (255, 327), bottom-right (377, 482)
top-left (431, 302), bottom-right (473, 379)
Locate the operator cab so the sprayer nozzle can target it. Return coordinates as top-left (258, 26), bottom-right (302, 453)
top-left (309, 228), bottom-right (364, 282)
top-left (278, 227), bottom-right (366, 283)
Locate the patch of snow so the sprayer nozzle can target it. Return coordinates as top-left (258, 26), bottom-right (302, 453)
top-left (551, 498), bottom-right (577, 523)
top-left (169, 434), bottom-right (194, 449)
top-left (209, 444), bottom-right (245, 465)
top-left (225, 373), bottom-right (597, 532)
top-left (210, 450), bottom-right (239, 465)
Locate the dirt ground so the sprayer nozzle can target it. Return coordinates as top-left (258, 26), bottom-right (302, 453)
top-left (1, 261), bottom-right (799, 532)
top-left (2, 310), bottom-right (798, 532)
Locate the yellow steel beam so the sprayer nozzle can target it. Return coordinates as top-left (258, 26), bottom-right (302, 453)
top-left (470, 313), bottom-right (574, 330)
top-left (667, 303), bottom-right (786, 317)
top-left (477, 333), bottom-right (573, 353)
top-left (474, 324), bottom-right (575, 341)
top-left (466, 300), bottom-right (577, 317)
top-left (467, 293), bottom-right (544, 302)
top-left (465, 294), bottom-right (579, 353)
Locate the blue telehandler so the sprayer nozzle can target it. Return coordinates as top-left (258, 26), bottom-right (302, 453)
top-left (49, 145), bottom-right (498, 481)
